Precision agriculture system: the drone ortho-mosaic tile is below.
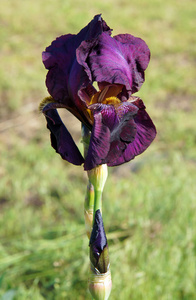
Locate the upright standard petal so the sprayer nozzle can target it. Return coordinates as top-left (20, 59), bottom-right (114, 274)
top-left (42, 15), bottom-right (111, 106)
top-left (77, 32), bottom-right (150, 95)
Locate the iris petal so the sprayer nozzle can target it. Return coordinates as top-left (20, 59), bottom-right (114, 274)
top-left (42, 15), bottom-right (111, 107)
top-left (84, 99), bottom-right (156, 170)
top-left (77, 32), bottom-right (150, 94)
top-left (84, 102), bottom-right (138, 170)
top-left (45, 109), bottom-right (84, 166)
top-left (107, 99), bottom-right (157, 166)
top-left (103, 102), bottom-right (138, 165)
top-left (124, 99), bottom-right (156, 161)
top-left (84, 112), bottom-right (110, 170)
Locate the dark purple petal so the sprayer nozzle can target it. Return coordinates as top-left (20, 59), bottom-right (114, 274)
top-left (77, 32), bottom-right (150, 94)
top-left (45, 109), bottom-right (84, 166)
top-left (41, 97), bottom-right (92, 130)
top-left (115, 34), bottom-right (150, 71)
top-left (84, 99), bottom-right (156, 169)
top-left (125, 99), bottom-right (156, 158)
top-left (84, 102), bottom-right (138, 170)
top-left (84, 111), bottom-right (110, 170)
top-left (107, 99), bottom-right (157, 166)
top-left (43, 15), bottom-right (111, 106)
top-left (90, 209), bottom-right (109, 273)
top-left (104, 102), bottom-right (138, 165)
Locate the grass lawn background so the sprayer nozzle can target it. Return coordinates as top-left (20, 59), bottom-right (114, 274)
top-left (0, 0), bottom-right (196, 299)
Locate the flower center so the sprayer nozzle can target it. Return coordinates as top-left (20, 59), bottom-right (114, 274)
top-left (90, 84), bottom-right (123, 106)
top-left (86, 84), bottom-right (124, 123)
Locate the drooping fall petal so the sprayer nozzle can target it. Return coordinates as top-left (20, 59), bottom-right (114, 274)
top-left (84, 101), bottom-right (137, 170)
top-left (107, 98), bottom-right (157, 166)
top-left (84, 112), bottom-right (111, 170)
top-left (83, 98), bottom-right (156, 170)
top-left (45, 109), bottom-right (84, 165)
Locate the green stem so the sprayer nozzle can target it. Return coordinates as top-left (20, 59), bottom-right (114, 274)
top-left (93, 189), bottom-right (102, 220)
top-left (84, 181), bottom-right (94, 211)
top-left (87, 164), bottom-right (108, 224)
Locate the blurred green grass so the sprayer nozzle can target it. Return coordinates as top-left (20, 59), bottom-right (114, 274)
top-left (0, 0), bottom-right (196, 299)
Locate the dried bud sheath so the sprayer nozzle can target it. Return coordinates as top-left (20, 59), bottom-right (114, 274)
top-left (87, 164), bottom-right (108, 192)
top-left (84, 182), bottom-right (94, 238)
top-left (89, 267), bottom-right (112, 300)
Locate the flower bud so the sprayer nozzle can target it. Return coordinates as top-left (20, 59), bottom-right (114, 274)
top-left (89, 209), bottom-right (110, 273)
top-left (88, 193), bottom-right (112, 300)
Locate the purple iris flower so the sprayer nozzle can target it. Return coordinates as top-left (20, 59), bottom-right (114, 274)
top-left (40, 14), bottom-right (156, 170)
